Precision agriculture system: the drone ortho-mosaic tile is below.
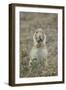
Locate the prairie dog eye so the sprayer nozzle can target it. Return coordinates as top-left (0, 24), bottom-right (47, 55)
top-left (36, 31), bottom-right (38, 33)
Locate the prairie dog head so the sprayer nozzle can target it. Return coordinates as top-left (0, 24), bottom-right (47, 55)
top-left (33, 28), bottom-right (46, 47)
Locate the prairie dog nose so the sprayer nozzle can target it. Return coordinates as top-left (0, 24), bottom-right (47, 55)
top-left (39, 35), bottom-right (41, 39)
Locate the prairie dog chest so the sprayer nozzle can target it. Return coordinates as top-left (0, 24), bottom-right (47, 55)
top-left (30, 46), bottom-right (48, 61)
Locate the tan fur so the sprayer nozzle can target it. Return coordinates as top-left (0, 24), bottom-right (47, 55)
top-left (29, 28), bottom-right (48, 70)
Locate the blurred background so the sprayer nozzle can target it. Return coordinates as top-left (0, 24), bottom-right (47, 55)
top-left (20, 12), bottom-right (58, 77)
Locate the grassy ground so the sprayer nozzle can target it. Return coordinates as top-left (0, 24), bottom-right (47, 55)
top-left (20, 12), bottom-right (58, 77)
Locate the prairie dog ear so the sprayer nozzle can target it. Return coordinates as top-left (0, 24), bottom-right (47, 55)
top-left (33, 32), bottom-right (37, 46)
top-left (43, 33), bottom-right (46, 45)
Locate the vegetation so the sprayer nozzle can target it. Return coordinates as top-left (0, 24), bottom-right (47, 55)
top-left (20, 12), bottom-right (58, 77)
